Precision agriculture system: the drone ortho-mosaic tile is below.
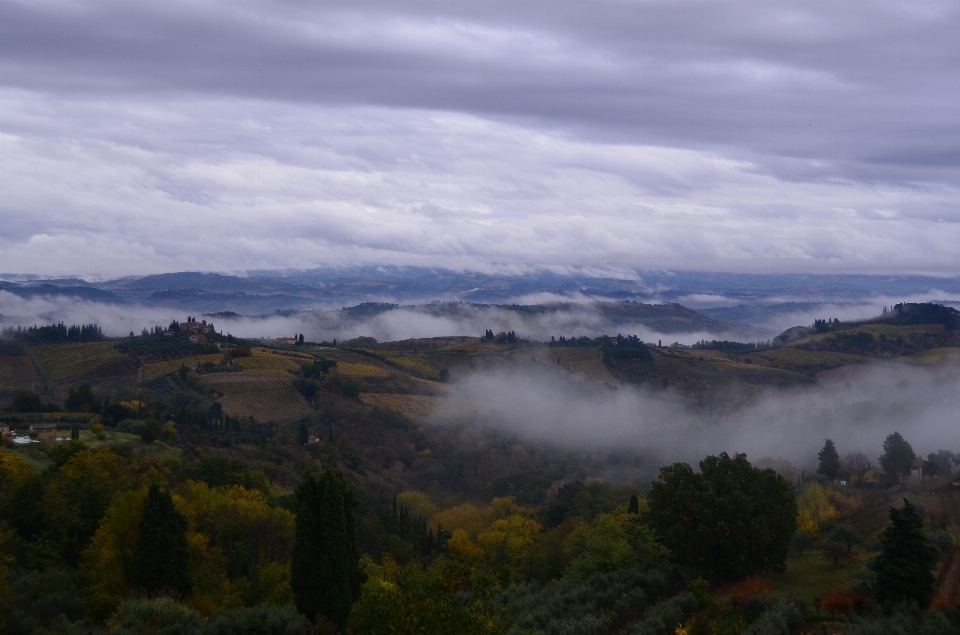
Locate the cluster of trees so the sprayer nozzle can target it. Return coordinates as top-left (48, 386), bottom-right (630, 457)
top-left (816, 433), bottom-right (957, 484)
top-left (2, 322), bottom-right (104, 344)
top-left (482, 330), bottom-right (519, 343)
top-left (690, 339), bottom-right (770, 352)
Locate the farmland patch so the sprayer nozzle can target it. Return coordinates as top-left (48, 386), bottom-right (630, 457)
top-left (204, 373), bottom-right (312, 422)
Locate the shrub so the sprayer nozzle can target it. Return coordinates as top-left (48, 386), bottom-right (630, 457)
top-left (741, 597), bottom-right (806, 635)
top-left (843, 603), bottom-right (959, 635)
top-left (202, 604), bottom-right (308, 635)
top-left (110, 596), bottom-right (202, 634)
top-left (626, 593), bottom-right (697, 635)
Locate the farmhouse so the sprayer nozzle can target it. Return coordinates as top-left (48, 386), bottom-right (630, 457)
top-left (29, 423), bottom-right (58, 441)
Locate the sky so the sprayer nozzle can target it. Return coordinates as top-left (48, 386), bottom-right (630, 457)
top-left (1, 0), bottom-right (958, 278)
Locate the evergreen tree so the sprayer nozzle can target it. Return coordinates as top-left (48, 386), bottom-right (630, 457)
top-left (880, 432), bottom-right (916, 479)
top-left (870, 499), bottom-right (936, 607)
top-left (290, 470), bottom-right (363, 628)
top-left (628, 494), bottom-right (640, 515)
top-left (298, 422), bottom-right (309, 446)
top-left (133, 483), bottom-right (191, 598)
top-left (817, 439), bottom-right (841, 479)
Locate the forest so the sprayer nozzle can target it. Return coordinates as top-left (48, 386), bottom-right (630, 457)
top-left (1, 303), bottom-right (960, 634)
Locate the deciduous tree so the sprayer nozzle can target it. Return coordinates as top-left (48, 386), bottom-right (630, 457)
top-left (647, 453), bottom-right (797, 582)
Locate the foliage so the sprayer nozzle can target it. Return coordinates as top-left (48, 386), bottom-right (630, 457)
top-left (4, 568), bottom-right (85, 635)
top-left (133, 483), bottom-right (192, 599)
top-left (109, 596), bottom-right (202, 634)
top-left (624, 593), bottom-right (697, 635)
top-left (202, 604), bottom-right (309, 635)
top-left (647, 453), bottom-right (797, 582)
top-left (796, 482), bottom-right (838, 535)
top-left (500, 564), bottom-right (687, 635)
top-left (350, 562), bottom-right (502, 635)
top-left (869, 499), bottom-right (937, 607)
top-left (843, 603), bottom-right (959, 635)
top-left (817, 439), bottom-right (841, 479)
top-left (65, 383), bottom-right (100, 413)
top-left (290, 469), bottom-right (363, 628)
top-left (879, 432), bottom-right (916, 478)
top-left (790, 531), bottom-right (815, 556)
top-left (740, 597), bottom-right (807, 635)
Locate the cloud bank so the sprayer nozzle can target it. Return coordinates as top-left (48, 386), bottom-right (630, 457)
top-left (1, 1), bottom-right (958, 277)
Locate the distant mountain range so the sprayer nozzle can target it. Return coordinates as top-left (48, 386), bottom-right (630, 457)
top-left (2, 267), bottom-right (958, 327)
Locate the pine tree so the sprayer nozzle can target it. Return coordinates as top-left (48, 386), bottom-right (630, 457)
top-left (880, 432), bottom-right (916, 479)
top-left (290, 470), bottom-right (363, 628)
top-left (870, 499), bottom-right (936, 607)
top-left (133, 483), bottom-right (191, 598)
top-left (817, 439), bottom-right (841, 479)
top-left (628, 494), bottom-right (640, 514)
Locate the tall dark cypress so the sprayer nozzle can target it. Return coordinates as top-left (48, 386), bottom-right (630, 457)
top-left (871, 498), bottom-right (937, 607)
top-left (290, 470), bottom-right (362, 629)
top-left (133, 483), bottom-right (191, 598)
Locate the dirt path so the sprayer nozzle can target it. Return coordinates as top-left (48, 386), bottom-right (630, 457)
top-left (935, 490), bottom-right (960, 602)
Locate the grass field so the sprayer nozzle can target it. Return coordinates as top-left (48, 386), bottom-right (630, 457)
top-left (758, 349), bottom-right (869, 367)
top-left (0, 355), bottom-right (41, 385)
top-left (335, 362), bottom-right (392, 378)
top-left (204, 373), bottom-right (312, 422)
top-left (791, 323), bottom-right (945, 348)
top-left (143, 354), bottom-right (224, 380)
top-left (30, 342), bottom-right (124, 382)
top-left (898, 347), bottom-right (960, 365)
top-left (360, 393), bottom-right (478, 421)
top-left (372, 352), bottom-right (443, 380)
top-left (234, 353), bottom-right (304, 372)
top-left (767, 549), bottom-right (872, 609)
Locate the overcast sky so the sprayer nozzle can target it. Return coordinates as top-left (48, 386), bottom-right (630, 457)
top-left (1, 0), bottom-right (958, 278)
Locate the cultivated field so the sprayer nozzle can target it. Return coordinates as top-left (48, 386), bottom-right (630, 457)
top-left (203, 373), bottom-right (312, 422)
top-left (335, 362), bottom-right (392, 378)
top-left (0, 355), bottom-right (41, 386)
top-left (143, 354), bottom-right (224, 380)
top-left (234, 352), bottom-right (305, 372)
top-left (372, 352), bottom-right (443, 380)
top-left (898, 347), bottom-right (960, 366)
top-left (30, 342), bottom-right (125, 383)
top-left (360, 392), bottom-right (479, 422)
top-left (757, 348), bottom-right (869, 370)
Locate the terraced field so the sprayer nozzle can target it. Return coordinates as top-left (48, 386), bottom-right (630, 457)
top-left (30, 342), bottom-right (126, 383)
top-left (203, 373), bottom-right (312, 422)
top-left (335, 362), bottom-right (392, 378)
top-left (0, 355), bottom-right (41, 386)
top-left (143, 354), bottom-right (224, 380)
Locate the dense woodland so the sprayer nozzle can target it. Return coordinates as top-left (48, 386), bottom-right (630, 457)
top-left (2, 303), bottom-right (960, 634)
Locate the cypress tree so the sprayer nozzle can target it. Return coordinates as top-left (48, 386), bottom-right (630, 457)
top-left (133, 483), bottom-right (191, 598)
top-left (298, 421), bottom-right (309, 446)
top-left (628, 494), bottom-right (640, 514)
top-left (871, 499), bottom-right (937, 607)
top-left (290, 470), bottom-right (362, 629)
top-left (817, 439), bottom-right (841, 479)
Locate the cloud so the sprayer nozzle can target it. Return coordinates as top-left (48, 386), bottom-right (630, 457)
top-left (445, 357), bottom-right (960, 470)
top-left (1, 1), bottom-right (958, 276)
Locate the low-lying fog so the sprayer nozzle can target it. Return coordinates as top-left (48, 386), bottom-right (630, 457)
top-left (7, 289), bottom-right (958, 345)
top-left (446, 360), bottom-right (960, 474)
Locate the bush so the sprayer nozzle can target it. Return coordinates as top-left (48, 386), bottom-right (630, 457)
top-left (626, 593), bottom-right (697, 635)
top-left (202, 605), bottom-right (308, 635)
top-left (501, 564), bottom-right (686, 635)
top-left (843, 603), bottom-right (959, 635)
top-left (110, 596), bottom-right (202, 634)
top-left (741, 597), bottom-right (806, 635)
top-left (5, 568), bottom-right (86, 635)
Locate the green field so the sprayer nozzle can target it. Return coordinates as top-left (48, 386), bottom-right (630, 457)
top-left (30, 341), bottom-right (125, 383)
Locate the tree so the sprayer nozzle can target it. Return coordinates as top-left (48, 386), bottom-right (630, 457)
top-left (65, 383), bottom-right (99, 413)
top-left (842, 451), bottom-right (871, 478)
top-left (298, 422), bottom-right (309, 446)
top-left (647, 453), bottom-right (797, 582)
top-left (7, 389), bottom-right (41, 412)
top-left (817, 439), bottom-right (840, 479)
top-left (290, 470), bottom-right (362, 628)
top-left (132, 483), bottom-right (191, 598)
top-left (791, 531), bottom-right (815, 556)
top-left (879, 432), bottom-right (915, 479)
top-left (870, 499), bottom-right (937, 607)
top-left (830, 524), bottom-right (863, 552)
